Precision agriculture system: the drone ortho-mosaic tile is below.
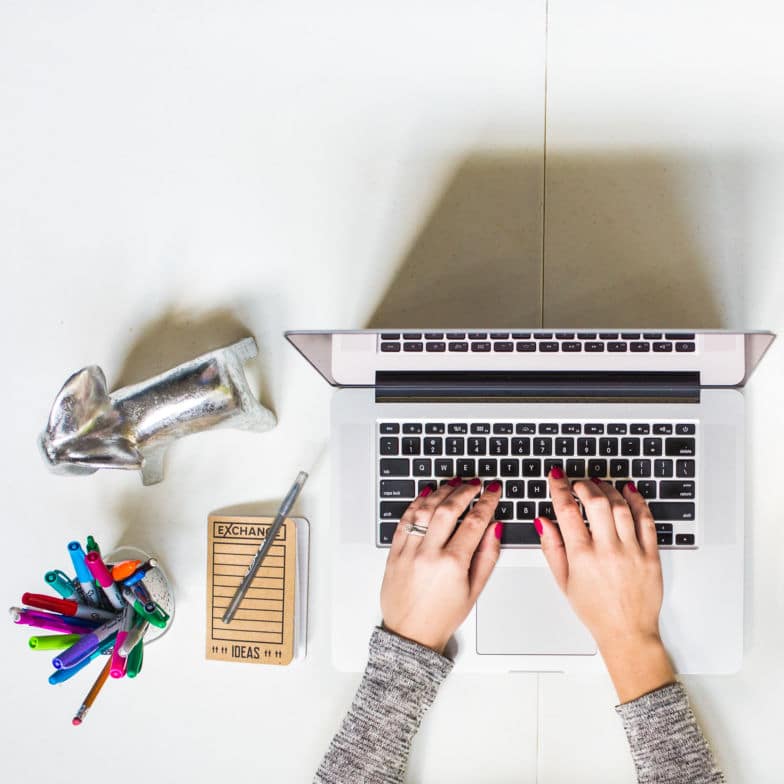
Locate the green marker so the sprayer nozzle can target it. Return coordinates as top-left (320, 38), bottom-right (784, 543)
top-left (29, 633), bottom-right (82, 651)
top-left (126, 640), bottom-right (144, 678)
top-left (120, 584), bottom-right (169, 628)
top-left (44, 570), bottom-right (76, 599)
top-left (86, 535), bottom-right (100, 555)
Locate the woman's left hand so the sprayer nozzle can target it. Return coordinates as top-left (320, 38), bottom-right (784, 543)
top-left (380, 478), bottom-right (503, 654)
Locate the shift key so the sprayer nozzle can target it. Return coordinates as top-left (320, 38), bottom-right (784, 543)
top-left (380, 459), bottom-right (409, 476)
top-left (380, 480), bottom-right (416, 498)
top-left (650, 501), bottom-right (695, 521)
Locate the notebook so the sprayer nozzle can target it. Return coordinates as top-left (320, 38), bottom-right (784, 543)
top-left (206, 515), bottom-right (309, 665)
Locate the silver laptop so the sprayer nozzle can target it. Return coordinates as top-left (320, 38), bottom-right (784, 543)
top-left (286, 329), bottom-right (774, 674)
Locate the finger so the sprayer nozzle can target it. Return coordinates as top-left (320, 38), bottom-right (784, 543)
top-left (423, 478), bottom-right (483, 550)
top-left (445, 480), bottom-right (503, 562)
top-left (535, 516), bottom-right (569, 592)
top-left (592, 479), bottom-right (638, 546)
top-left (468, 520), bottom-right (502, 601)
top-left (570, 477), bottom-right (618, 546)
top-left (397, 481), bottom-right (453, 554)
top-left (624, 482), bottom-right (659, 558)
top-left (547, 468), bottom-right (592, 551)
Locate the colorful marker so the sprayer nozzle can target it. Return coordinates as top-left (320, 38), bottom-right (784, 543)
top-left (72, 656), bottom-right (111, 726)
top-left (44, 570), bottom-right (77, 599)
top-left (53, 613), bottom-right (125, 669)
top-left (48, 634), bottom-right (116, 685)
top-left (111, 560), bottom-right (141, 582)
top-left (85, 551), bottom-right (124, 611)
top-left (22, 593), bottom-right (116, 623)
top-left (121, 584), bottom-right (169, 628)
top-left (110, 606), bottom-right (134, 679)
top-left (67, 542), bottom-right (100, 607)
top-left (126, 640), bottom-right (144, 678)
top-left (29, 634), bottom-right (82, 651)
top-left (85, 535), bottom-right (101, 555)
top-left (118, 617), bottom-right (149, 656)
top-left (120, 558), bottom-right (158, 587)
top-left (10, 607), bottom-right (99, 635)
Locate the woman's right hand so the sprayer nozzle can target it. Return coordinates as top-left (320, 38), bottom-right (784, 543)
top-left (537, 469), bottom-right (675, 703)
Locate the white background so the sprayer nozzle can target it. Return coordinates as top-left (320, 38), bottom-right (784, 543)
top-left (1, 2), bottom-right (782, 781)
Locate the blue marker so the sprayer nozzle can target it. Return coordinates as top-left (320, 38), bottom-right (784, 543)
top-left (67, 541), bottom-right (99, 607)
top-left (53, 613), bottom-right (125, 669)
top-left (47, 634), bottom-right (117, 685)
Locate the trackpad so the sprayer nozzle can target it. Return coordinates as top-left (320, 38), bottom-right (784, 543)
top-left (477, 567), bottom-right (596, 655)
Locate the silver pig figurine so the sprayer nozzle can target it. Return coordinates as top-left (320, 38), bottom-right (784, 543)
top-left (40, 337), bottom-right (276, 485)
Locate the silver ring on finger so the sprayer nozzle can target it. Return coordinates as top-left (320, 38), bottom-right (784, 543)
top-left (403, 522), bottom-right (429, 537)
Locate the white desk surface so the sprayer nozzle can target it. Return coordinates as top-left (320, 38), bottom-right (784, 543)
top-left (1, 3), bottom-right (782, 782)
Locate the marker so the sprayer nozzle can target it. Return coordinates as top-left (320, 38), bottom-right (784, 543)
top-left (120, 584), bottom-right (169, 628)
top-left (85, 535), bottom-right (101, 555)
top-left (22, 593), bottom-right (116, 623)
top-left (29, 634), bottom-right (82, 651)
top-left (10, 607), bottom-right (99, 635)
top-left (48, 635), bottom-right (116, 684)
top-left (85, 551), bottom-right (124, 611)
top-left (53, 613), bottom-right (125, 669)
top-left (44, 570), bottom-right (77, 599)
top-left (120, 558), bottom-right (158, 587)
top-left (126, 639), bottom-right (144, 678)
top-left (110, 606), bottom-right (135, 678)
top-left (111, 560), bottom-right (141, 582)
top-left (68, 542), bottom-right (100, 607)
top-left (72, 656), bottom-right (111, 726)
top-left (118, 617), bottom-right (149, 656)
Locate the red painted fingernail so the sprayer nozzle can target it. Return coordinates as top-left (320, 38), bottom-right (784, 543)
top-left (533, 517), bottom-right (543, 536)
top-left (470, 477), bottom-right (482, 486)
top-left (494, 522), bottom-right (503, 540)
top-left (626, 481), bottom-right (638, 493)
top-left (448, 477), bottom-right (462, 487)
top-left (419, 485), bottom-right (432, 497)
top-left (486, 481), bottom-right (502, 492)
top-left (590, 476), bottom-right (603, 485)
top-left (550, 466), bottom-right (564, 479)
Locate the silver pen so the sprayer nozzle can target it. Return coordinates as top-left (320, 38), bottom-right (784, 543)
top-left (221, 470), bottom-right (308, 624)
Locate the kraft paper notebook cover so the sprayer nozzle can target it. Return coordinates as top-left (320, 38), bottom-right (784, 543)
top-left (206, 515), bottom-right (309, 665)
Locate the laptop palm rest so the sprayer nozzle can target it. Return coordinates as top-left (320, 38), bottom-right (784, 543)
top-left (476, 567), bottom-right (596, 655)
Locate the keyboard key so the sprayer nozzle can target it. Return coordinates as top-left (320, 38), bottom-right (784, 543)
top-left (653, 424), bottom-right (673, 435)
top-left (637, 480), bottom-right (656, 498)
top-left (599, 332), bottom-right (618, 339)
top-left (562, 423), bottom-right (581, 434)
top-left (566, 459), bottom-right (586, 478)
top-left (516, 341), bottom-right (536, 352)
top-left (380, 459), bottom-right (409, 476)
top-left (577, 437), bottom-right (597, 456)
top-left (543, 460), bottom-right (564, 476)
top-left (445, 437), bottom-right (465, 455)
top-left (380, 502), bottom-right (409, 519)
top-left (632, 459), bottom-right (652, 478)
top-left (675, 342), bottom-right (696, 352)
top-left (448, 423), bottom-right (468, 434)
top-left (588, 460), bottom-right (607, 477)
top-left (418, 480), bottom-right (438, 494)
top-left (425, 423), bottom-right (445, 434)
top-left (562, 341), bottom-right (582, 352)
top-left (539, 423), bottom-right (559, 434)
top-left (471, 342), bottom-right (491, 352)
top-left (555, 332), bottom-right (575, 339)
top-left (500, 459), bottom-right (519, 477)
top-left (522, 459), bottom-right (542, 476)
top-left (676, 534), bottom-right (696, 545)
top-left (511, 437), bottom-right (530, 455)
top-left (666, 438), bottom-right (696, 456)
top-left (403, 423), bottom-right (422, 434)
top-left (643, 438), bottom-right (663, 456)
top-left (424, 332), bottom-right (444, 340)
top-left (501, 523), bottom-right (539, 545)
top-left (677, 459), bottom-right (696, 478)
top-left (654, 459), bottom-right (674, 478)
top-left (490, 438), bottom-right (509, 456)
top-left (533, 437), bottom-right (552, 455)
top-left (506, 480), bottom-right (525, 497)
top-left (426, 342), bottom-right (446, 352)
top-left (494, 342), bottom-right (514, 352)
top-left (584, 424), bottom-right (604, 434)
top-left (655, 523), bottom-right (673, 533)
top-left (528, 480), bottom-right (547, 497)
top-left (468, 332), bottom-right (487, 340)
top-left (512, 332), bottom-right (531, 339)
top-left (435, 459), bottom-right (454, 477)
top-left (516, 501), bottom-right (536, 519)
top-left (490, 332), bottom-right (509, 339)
top-left (666, 333), bottom-right (695, 340)
top-left (424, 437), bottom-right (443, 455)
top-left (539, 342), bottom-right (559, 352)
top-left (653, 342), bottom-right (673, 352)
top-left (585, 342), bottom-right (605, 352)
top-left (494, 501), bottom-right (514, 520)
top-left (657, 533), bottom-right (674, 546)
top-left (675, 423), bottom-right (696, 435)
top-left (535, 333), bottom-right (553, 339)
top-left (630, 342), bottom-right (650, 352)
top-left (380, 333), bottom-right (400, 340)
top-left (471, 423), bottom-right (491, 434)
top-left (610, 459), bottom-right (629, 477)
top-left (449, 341), bottom-right (469, 352)
top-left (516, 423), bottom-right (536, 434)
top-left (468, 438), bottom-right (486, 455)
top-left (607, 424), bottom-right (627, 434)
top-left (660, 480), bottom-right (695, 499)
top-left (456, 459), bottom-right (476, 477)
top-left (381, 342), bottom-right (401, 352)
top-left (380, 438), bottom-right (399, 455)
top-left (402, 437), bottom-right (421, 455)
top-left (608, 342), bottom-right (627, 352)
top-left (577, 332), bottom-right (596, 339)
top-left (479, 459), bottom-right (498, 476)
top-left (378, 522), bottom-right (397, 544)
top-left (412, 459), bottom-right (432, 476)
top-left (650, 502), bottom-right (695, 521)
top-left (403, 333), bottom-right (422, 339)
top-left (380, 422), bottom-right (400, 434)
top-left (538, 501), bottom-right (555, 518)
top-left (643, 333), bottom-right (662, 339)
top-left (599, 438), bottom-right (618, 456)
top-left (493, 423), bottom-right (514, 434)
top-left (380, 480), bottom-right (415, 498)
top-left (555, 437), bottom-right (574, 455)
top-left (621, 437), bottom-right (641, 456)
top-left (630, 424), bottom-right (650, 434)
top-left (621, 333), bottom-right (639, 339)
top-left (403, 342), bottom-right (423, 351)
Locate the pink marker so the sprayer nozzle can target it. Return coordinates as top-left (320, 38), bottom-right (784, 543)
top-left (110, 606), bottom-right (134, 678)
top-left (85, 551), bottom-right (125, 610)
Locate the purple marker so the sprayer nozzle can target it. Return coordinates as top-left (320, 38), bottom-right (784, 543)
top-left (9, 607), bottom-right (99, 635)
top-left (53, 612), bottom-right (124, 669)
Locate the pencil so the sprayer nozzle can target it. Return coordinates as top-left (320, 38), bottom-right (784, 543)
top-left (72, 656), bottom-right (112, 726)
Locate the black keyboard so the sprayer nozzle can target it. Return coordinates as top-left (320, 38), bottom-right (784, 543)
top-left (378, 332), bottom-right (697, 354)
top-left (377, 420), bottom-right (698, 548)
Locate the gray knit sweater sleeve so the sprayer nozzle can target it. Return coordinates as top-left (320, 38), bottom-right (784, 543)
top-left (314, 627), bottom-right (453, 784)
top-left (616, 681), bottom-right (724, 783)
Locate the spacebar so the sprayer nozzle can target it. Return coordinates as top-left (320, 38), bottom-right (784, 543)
top-left (649, 502), bottom-right (695, 521)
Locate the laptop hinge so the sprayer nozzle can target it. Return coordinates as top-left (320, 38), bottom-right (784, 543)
top-left (374, 371), bottom-right (701, 404)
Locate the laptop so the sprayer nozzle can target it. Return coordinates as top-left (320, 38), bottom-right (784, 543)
top-left (286, 329), bottom-right (775, 674)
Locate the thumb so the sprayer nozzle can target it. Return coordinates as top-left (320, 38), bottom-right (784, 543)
top-left (468, 520), bottom-right (502, 601)
top-left (536, 516), bottom-right (569, 592)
